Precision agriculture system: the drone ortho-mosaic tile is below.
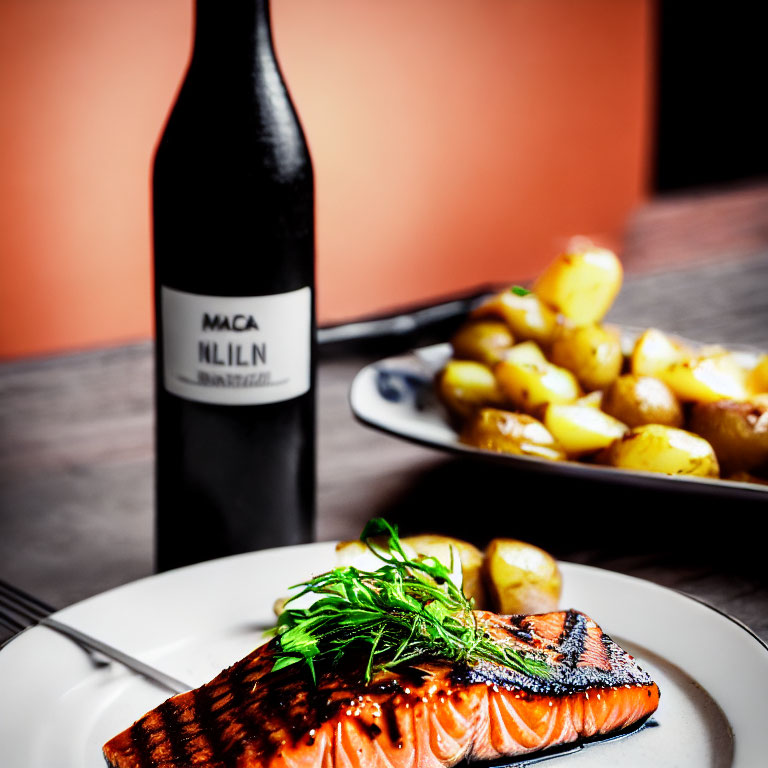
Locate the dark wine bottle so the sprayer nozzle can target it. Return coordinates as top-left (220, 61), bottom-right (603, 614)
top-left (153, 0), bottom-right (315, 572)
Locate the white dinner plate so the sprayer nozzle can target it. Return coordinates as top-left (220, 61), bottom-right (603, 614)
top-left (1, 542), bottom-right (766, 767)
top-left (349, 339), bottom-right (768, 499)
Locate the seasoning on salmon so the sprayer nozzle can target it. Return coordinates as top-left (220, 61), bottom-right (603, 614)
top-left (103, 609), bottom-right (659, 768)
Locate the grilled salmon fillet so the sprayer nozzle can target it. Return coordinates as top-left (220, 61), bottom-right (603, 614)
top-left (103, 609), bottom-right (659, 768)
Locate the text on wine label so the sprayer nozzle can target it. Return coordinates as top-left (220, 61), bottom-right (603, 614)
top-left (198, 341), bottom-right (267, 367)
top-left (202, 313), bottom-right (260, 332)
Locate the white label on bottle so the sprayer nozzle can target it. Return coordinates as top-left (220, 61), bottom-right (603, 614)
top-left (161, 286), bottom-right (311, 405)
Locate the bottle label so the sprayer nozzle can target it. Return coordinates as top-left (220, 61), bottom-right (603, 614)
top-left (161, 286), bottom-right (311, 405)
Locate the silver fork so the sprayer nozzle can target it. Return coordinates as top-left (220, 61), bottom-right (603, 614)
top-left (0, 578), bottom-right (190, 694)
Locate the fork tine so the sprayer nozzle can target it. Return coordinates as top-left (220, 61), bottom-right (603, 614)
top-left (0, 580), bottom-right (191, 692)
top-left (0, 610), bottom-right (26, 634)
top-left (0, 580), bottom-right (55, 639)
top-left (0, 579), bottom-right (56, 617)
top-left (0, 591), bottom-right (46, 627)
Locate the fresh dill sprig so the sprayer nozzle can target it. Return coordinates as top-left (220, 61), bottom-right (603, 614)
top-left (271, 518), bottom-right (549, 684)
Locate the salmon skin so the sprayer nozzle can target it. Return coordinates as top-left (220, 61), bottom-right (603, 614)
top-left (103, 609), bottom-right (659, 768)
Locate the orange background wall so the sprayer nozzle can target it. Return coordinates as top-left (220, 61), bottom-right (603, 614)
top-left (0, 0), bottom-right (653, 360)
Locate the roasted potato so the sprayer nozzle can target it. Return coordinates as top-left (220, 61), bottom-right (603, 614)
top-left (336, 535), bottom-right (488, 608)
top-left (435, 360), bottom-right (504, 420)
top-left (602, 374), bottom-right (684, 428)
top-left (543, 403), bottom-right (627, 456)
top-left (533, 245), bottom-right (622, 325)
top-left (483, 538), bottom-right (562, 615)
top-left (401, 535), bottom-right (487, 609)
top-left (549, 323), bottom-right (623, 392)
top-left (450, 320), bottom-right (515, 366)
top-left (494, 358), bottom-right (581, 413)
top-left (471, 290), bottom-right (559, 348)
top-left (432, 243), bottom-right (768, 489)
top-left (605, 424), bottom-right (719, 478)
top-left (631, 328), bottom-right (690, 378)
top-left (501, 340), bottom-right (548, 366)
top-left (336, 533), bottom-right (562, 615)
top-left (460, 408), bottom-right (566, 461)
top-left (661, 354), bottom-right (749, 403)
top-left (688, 399), bottom-right (768, 475)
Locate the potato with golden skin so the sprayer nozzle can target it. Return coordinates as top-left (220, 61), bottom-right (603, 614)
top-left (605, 424), bottom-right (719, 478)
top-left (450, 320), bottom-right (515, 367)
top-left (661, 354), bottom-right (749, 403)
top-left (471, 290), bottom-right (559, 348)
top-left (631, 328), bottom-right (690, 377)
top-left (549, 323), bottom-right (623, 392)
top-left (543, 403), bottom-right (627, 457)
top-left (688, 399), bottom-right (768, 475)
top-left (435, 360), bottom-right (504, 421)
top-left (502, 340), bottom-right (548, 365)
top-left (494, 358), bottom-right (581, 414)
top-left (401, 535), bottom-right (488, 609)
top-left (533, 246), bottom-right (623, 325)
top-left (459, 408), bottom-right (566, 461)
top-left (602, 374), bottom-right (684, 428)
top-left (335, 535), bottom-right (488, 610)
top-left (483, 538), bottom-right (562, 615)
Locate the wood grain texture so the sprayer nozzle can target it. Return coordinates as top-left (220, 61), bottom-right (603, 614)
top-left (1, 235), bottom-right (767, 649)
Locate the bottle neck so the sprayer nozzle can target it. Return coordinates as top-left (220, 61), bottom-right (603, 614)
top-left (191, 0), bottom-right (274, 70)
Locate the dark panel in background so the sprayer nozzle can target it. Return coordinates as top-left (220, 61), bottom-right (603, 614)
top-left (654, 2), bottom-right (767, 192)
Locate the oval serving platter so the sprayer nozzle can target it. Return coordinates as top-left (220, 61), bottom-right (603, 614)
top-left (349, 331), bottom-right (768, 500)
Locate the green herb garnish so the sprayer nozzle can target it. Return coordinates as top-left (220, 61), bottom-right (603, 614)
top-left (271, 518), bottom-right (549, 684)
top-left (509, 285), bottom-right (531, 296)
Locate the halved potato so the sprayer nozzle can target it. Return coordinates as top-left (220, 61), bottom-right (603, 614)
top-left (533, 245), bottom-right (622, 325)
top-left (471, 290), bottom-right (559, 348)
top-left (435, 360), bottom-right (504, 420)
top-left (605, 424), bottom-right (719, 478)
top-left (688, 399), bottom-right (768, 475)
top-left (335, 535), bottom-right (488, 609)
top-left (483, 538), bottom-right (562, 615)
top-left (459, 408), bottom-right (566, 461)
top-left (602, 374), bottom-right (684, 428)
top-left (501, 340), bottom-right (548, 366)
top-left (549, 323), bottom-right (623, 392)
top-left (630, 328), bottom-right (691, 377)
top-left (450, 320), bottom-right (515, 366)
top-left (661, 354), bottom-right (749, 403)
top-left (494, 359), bottom-right (581, 413)
top-left (543, 403), bottom-right (627, 456)
top-left (401, 535), bottom-right (487, 609)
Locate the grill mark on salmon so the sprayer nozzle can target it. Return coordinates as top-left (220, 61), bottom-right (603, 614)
top-left (194, 685), bottom-right (228, 764)
top-left (104, 610), bottom-right (659, 768)
top-left (128, 719), bottom-right (153, 768)
top-left (380, 700), bottom-right (403, 748)
top-left (159, 699), bottom-right (191, 766)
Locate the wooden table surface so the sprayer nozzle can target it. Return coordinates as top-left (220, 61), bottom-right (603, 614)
top-left (1, 185), bottom-right (768, 651)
